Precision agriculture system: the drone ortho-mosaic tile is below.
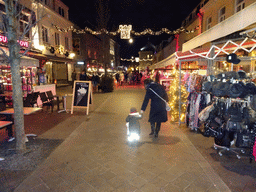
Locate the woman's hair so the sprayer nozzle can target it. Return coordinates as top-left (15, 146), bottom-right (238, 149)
top-left (144, 78), bottom-right (153, 85)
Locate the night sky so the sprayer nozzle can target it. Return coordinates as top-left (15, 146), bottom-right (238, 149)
top-left (62, 0), bottom-right (202, 59)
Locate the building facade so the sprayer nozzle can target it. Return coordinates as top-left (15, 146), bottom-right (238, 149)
top-left (33, 0), bottom-right (75, 84)
top-left (152, 0), bottom-right (256, 75)
top-left (138, 41), bottom-right (156, 71)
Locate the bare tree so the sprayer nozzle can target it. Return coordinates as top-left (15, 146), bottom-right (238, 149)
top-left (3, 0), bottom-right (44, 153)
top-left (96, 0), bottom-right (110, 76)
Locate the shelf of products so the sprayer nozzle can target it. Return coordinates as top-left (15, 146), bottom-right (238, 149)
top-left (0, 65), bottom-right (37, 107)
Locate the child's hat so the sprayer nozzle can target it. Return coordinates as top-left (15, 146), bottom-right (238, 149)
top-left (130, 107), bottom-right (137, 113)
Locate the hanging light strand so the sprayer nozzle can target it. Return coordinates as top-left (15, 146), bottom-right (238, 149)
top-left (53, 25), bottom-right (199, 36)
top-left (121, 58), bottom-right (153, 62)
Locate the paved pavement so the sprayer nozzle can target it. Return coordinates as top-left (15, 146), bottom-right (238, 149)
top-left (13, 85), bottom-right (233, 192)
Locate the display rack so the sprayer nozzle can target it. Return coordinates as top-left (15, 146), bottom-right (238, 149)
top-left (0, 65), bottom-right (36, 107)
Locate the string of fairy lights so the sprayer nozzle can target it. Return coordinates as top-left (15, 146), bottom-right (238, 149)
top-left (120, 58), bottom-right (153, 62)
top-left (53, 24), bottom-right (199, 61)
top-left (53, 25), bottom-right (200, 36)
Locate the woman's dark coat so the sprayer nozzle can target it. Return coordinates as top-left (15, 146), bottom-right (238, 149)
top-left (141, 82), bottom-right (168, 123)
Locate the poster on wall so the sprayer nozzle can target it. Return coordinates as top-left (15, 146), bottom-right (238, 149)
top-left (71, 81), bottom-right (93, 115)
top-left (160, 79), bottom-right (172, 91)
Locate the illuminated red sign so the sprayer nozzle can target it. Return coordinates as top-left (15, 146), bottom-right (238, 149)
top-left (0, 35), bottom-right (29, 48)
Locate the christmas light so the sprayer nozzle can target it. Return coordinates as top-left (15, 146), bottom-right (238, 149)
top-left (167, 68), bottom-right (188, 122)
top-left (53, 25), bottom-right (199, 36)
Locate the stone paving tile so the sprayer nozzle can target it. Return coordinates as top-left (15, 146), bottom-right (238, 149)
top-left (118, 170), bottom-right (138, 181)
top-left (14, 175), bottom-right (43, 192)
top-left (129, 164), bottom-right (145, 176)
top-left (101, 170), bottom-right (117, 181)
top-left (128, 176), bottom-right (148, 188)
top-left (206, 184), bottom-right (221, 192)
top-left (86, 174), bottom-right (107, 189)
top-left (29, 183), bottom-right (50, 192)
top-left (71, 181), bottom-right (94, 192)
top-left (184, 173), bottom-right (213, 192)
top-left (172, 175), bottom-right (191, 190)
top-left (96, 181), bottom-right (115, 192)
top-left (115, 182), bottom-right (138, 192)
top-left (138, 183), bottom-right (163, 192)
top-left (158, 171), bottom-right (177, 182)
top-left (39, 173), bottom-right (65, 189)
top-left (150, 176), bottom-right (169, 189)
top-left (63, 176), bottom-right (87, 189)
top-left (139, 170), bottom-right (158, 182)
top-left (51, 181), bottom-right (74, 192)
top-left (162, 182), bottom-right (183, 192)
top-left (107, 175), bottom-right (127, 188)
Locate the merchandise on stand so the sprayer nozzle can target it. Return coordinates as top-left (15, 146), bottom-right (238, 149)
top-left (184, 72), bottom-right (211, 131)
top-left (0, 65), bottom-right (37, 107)
top-left (198, 71), bottom-right (256, 162)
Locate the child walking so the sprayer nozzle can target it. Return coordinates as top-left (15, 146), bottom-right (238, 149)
top-left (126, 107), bottom-right (142, 141)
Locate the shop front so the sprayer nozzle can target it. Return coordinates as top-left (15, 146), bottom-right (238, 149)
top-left (0, 55), bottom-right (39, 107)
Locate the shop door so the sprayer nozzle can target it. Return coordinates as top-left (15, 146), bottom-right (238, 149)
top-left (53, 62), bottom-right (67, 84)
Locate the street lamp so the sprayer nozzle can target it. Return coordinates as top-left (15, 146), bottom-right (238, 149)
top-left (129, 38), bottom-right (133, 44)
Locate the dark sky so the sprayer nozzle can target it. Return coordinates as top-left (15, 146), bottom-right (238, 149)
top-left (62, 0), bottom-right (202, 59)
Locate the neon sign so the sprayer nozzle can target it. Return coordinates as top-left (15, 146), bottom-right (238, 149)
top-left (0, 35), bottom-right (29, 48)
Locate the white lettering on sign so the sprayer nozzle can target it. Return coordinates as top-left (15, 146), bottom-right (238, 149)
top-left (0, 35), bottom-right (29, 48)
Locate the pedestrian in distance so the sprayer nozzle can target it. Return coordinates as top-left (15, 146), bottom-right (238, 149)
top-left (71, 69), bottom-right (76, 88)
top-left (79, 70), bottom-right (87, 81)
top-left (141, 78), bottom-right (168, 137)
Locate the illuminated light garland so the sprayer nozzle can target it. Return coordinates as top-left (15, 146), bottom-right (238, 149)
top-left (168, 68), bottom-right (188, 122)
top-left (121, 58), bottom-right (153, 62)
top-left (53, 25), bottom-right (199, 36)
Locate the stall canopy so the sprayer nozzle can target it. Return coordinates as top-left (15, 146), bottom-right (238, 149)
top-left (0, 46), bottom-right (39, 67)
top-left (150, 37), bottom-right (256, 70)
top-left (20, 56), bottom-right (39, 67)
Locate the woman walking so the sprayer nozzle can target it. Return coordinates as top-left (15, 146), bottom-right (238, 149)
top-left (141, 79), bottom-right (168, 137)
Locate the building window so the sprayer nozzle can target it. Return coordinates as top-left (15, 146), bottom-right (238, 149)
top-left (59, 7), bottom-right (65, 17)
top-left (236, 0), bottom-right (245, 13)
top-left (88, 49), bottom-right (91, 58)
top-left (41, 0), bottom-right (49, 6)
top-left (94, 51), bottom-right (97, 59)
top-left (42, 26), bottom-right (48, 43)
top-left (219, 6), bottom-right (226, 23)
top-left (55, 33), bottom-right (60, 46)
top-left (206, 16), bottom-right (212, 30)
top-left (65, 37), bottom-right (69, 50)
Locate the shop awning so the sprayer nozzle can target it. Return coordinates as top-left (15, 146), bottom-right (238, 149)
top-left (149, 53), bottom-right (177, 70)
top-left (20, 56), bottom-right (39, 67)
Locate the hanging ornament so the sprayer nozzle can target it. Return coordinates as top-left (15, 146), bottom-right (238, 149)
top-left (119, 25), bottom-right (132, 39)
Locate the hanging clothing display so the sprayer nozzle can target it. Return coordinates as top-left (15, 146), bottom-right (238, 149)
top-left (197, 71), bottom-right (256, 162)
top-left (185, 73), bottom-right (210, 131)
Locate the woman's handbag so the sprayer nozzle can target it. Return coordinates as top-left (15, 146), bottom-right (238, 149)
top-left (149, 88), bottom-right (171, 111)
top-left (198, 104), bottom-right (215, 121)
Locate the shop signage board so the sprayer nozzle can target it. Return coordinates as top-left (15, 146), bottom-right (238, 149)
top-left (71, 81), bottom-right (93, 115)
top-left (0, 35), bottom-right (29, 48)
top-left (160, 79), bottom-right (172, 91)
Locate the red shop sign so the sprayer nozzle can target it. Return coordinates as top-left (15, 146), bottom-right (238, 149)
top-left (0, 35), bottom-right (29, 48)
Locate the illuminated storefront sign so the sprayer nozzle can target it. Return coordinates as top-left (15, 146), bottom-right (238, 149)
top-left (0, 35), bottom-right (29, 48)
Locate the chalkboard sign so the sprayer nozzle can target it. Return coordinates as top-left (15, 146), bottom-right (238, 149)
top-left (71, 81), bottom-right (93, 115)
